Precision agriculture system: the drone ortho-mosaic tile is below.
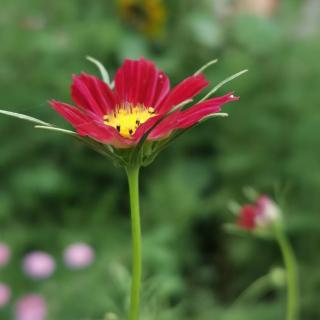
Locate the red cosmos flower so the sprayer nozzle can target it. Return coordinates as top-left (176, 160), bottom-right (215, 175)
top-left (237, 195), bottom-right (280, 230)
top-left (50, 58), bottom-right (238, 149)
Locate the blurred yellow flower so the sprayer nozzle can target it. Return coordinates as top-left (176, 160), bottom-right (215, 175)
top-left (117, 0), bottom-right (167, 38)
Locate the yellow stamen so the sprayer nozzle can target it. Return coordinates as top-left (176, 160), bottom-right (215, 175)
top-left (104, 103), bottom-right (157, 138)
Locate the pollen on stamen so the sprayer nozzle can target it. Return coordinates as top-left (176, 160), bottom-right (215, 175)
top-left (103, 104), bottom-right (157, 138)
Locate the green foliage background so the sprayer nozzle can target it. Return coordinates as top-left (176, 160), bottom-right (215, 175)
top-left (0, 0), bottom-right (319, 319)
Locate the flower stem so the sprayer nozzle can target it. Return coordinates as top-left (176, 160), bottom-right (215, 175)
top-left (232, 273), bottom-right (271, 306)
top-left (126, 165), bottom-right (142, 320)
top-left (275, 225), bottom-right (299, 320)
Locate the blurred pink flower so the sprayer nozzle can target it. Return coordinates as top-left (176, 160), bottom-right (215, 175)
top-left (237, 195), bottom-right (280, 230)
top-left (15, 294), bottom-right (47, 320)
top-left (0, 283), bottom-right (11, 308)
top-left (0, 243), bottom-right (11, 267)
top-left (23, 251), bottom-right (55, 279)
top-left (255, 195), bottom-right (280, 227)
top-left (63, 243), bottom-right (95, 269)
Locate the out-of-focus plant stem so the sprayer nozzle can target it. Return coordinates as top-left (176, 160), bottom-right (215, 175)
top-left (126, 165), bottom-right (142, 320)
top-left (232, 273), bottom-right (271, 306)
top-left (275, 225), bottom-right (299, 320)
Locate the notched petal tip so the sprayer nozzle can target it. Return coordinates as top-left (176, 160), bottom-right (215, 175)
top-left (228, 93), bottom-right (240, 101)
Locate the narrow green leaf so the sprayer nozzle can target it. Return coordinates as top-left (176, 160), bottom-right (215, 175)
top-left (194, 59), bottom-right (218, 75)
top-left (133, 98), bottom-right (193, 159)
top-left (35, 125), bottom-right (76, 135)
top-left (0, 109), bottom-right (51, 126)
top-left (80, 138), bottom-right (127, 166)
top-left (223, 223), bottom-right (250, 237)
top-left (199, 69), bottom-right (248, 103)
top-left (200, 112), bottom-right (229, 123)
top-left (243, 186), bottom-right (259, 202)
top-left (169, 99), bottom-right (193, 113)
top-left (227, 201), bottom-right (242, 216)
top-left (86, 56), bottom-right (112, 86)
top-left (145, 112), bottom-right (229, 164)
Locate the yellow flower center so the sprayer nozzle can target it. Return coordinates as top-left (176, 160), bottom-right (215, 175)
top-left (103, 103), bottom-right (156, 138)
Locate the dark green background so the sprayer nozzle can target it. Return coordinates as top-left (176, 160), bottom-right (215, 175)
top-left (0, 0), bottom-right (319, 319)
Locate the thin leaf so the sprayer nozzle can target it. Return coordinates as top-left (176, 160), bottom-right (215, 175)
top-left (86, 56), bottom-right (111, 86)
top-left (169, 99), bottom-right (193, 113)
top-left (35, 125), bottom-right (77, 135)
top-left (144, 113), bottom-right (229, 165)
top-left (199, 69), bottom-right (248, 103)
top-left (133, 98), bottom-right (193, 159)
top-left (0, 110), bottom-right (51, 126)
top-left (37, 125), bottom-right (125, 165)
top-left (194, 59), bottom-right (218, 75)
top-left (200, 112), bottom-right (229, 123)
top-left (105, 144), bottom-right (114, 153)
top-left (80, 138), bottom-right (127, 166)
top-left (227, 201), bottom-right (242, 216)
top-left (223, 223), bottom-right (251, 237)
top-left (130, 116), bottom-right (168, 164)
top-left (232, 273), bottom-right (272, 306)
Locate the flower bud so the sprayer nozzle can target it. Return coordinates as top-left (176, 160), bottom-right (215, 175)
top-left (237, 195), bottom-right (280, 230)
top-left (255, 196), bottom-right (280, 228)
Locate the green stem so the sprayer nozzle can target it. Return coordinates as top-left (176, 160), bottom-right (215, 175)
top-left (275, 225), bottom-right (299, 320)
top-left (232, 274), bottom-right (271, 306)
top-left (126, 166), bottom-right (142, 320)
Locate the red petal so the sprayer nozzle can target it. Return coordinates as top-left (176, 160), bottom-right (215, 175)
top-left (149, 93), bottom-right (238, 139)
top-left (50, 100), bottom-right (131, 148)
top-left (50, 100), bottom-right (90, 135)
top-left (114, 58), bottom-right (170, 108)
top-left (176, 93), bottom-right (238, 128)
top-left (71, 73), bottom-right (117, 116)
top-left (156, 74), bottom-right (209, 114)
top-left (131, 115), bottom-right (163, 140)
top-left (237, 205), bottom-right (258, 230)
